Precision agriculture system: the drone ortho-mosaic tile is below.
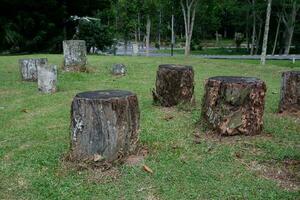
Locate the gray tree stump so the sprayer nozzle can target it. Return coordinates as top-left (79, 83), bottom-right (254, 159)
top-left (112, 64), bottom-right (126, 75)
top-left (152, 64), bottom-right (194, 107)
top-left (202, 76), bottom-right (266, 136)
top-left (69, 90), bottom-right (140, 162)
top-left (37, 64), bottom-right (57, 93)
top-left (63, 40), bottom-right (87, 71)
top-left (19, 58), bottom-right (48, 81)
top-left (278, 71), bottom-right (300, 114)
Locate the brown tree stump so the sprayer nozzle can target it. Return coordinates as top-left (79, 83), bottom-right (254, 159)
top-left (69, 90), bottom-right (140, 162)
top-left (19, 58), bottom-right (48, 81)
top-left (201, 76), bottom-right (266, 136)
top-left (278, 71), bottom-right (300, 114)
top-left (63, 40), bottom-right (87, 71)
top-left (152, 64), bottom-right (194, 107)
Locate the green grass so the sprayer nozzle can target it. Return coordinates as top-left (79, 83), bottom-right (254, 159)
top-left (0, 55), bottom-right (299, 199)
top-left (155, 48), bottom-right (249, 55)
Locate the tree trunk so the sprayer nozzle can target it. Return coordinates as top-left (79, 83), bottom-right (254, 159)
top-left (181, 0), bottom-right (198, 56)
top-left (138, 12), bottom-right (141, 49)
top-left (19, 58), bottom-right (48, 81)
top-left (69, 90), bottom-right (140, 162)
top-left (63, 40), bottom-right (87, 71)
top-left (282, 0), bottom-right (298, 55)
top-left (250, 0), bottom-right (256, 55)
top-left (202, 76), bottom-right (266, 136)
top-left (260, 0), bottom-right (272, 65)
top-left (152, 64), bottom-right (195, 107)
top-left (171, 13), bottom-right (175, 56)
top-left (272, 15), bottom-right (281, 55)
top-left (146, 15), bottom-right (151, 56)
top-left (255, 20), bottom-right (263, 55)
top-left (158, 10), bottom-right (162, 49)
top-left (37, 64), bottom-right (57, 93)
top-left (278, 71), bottom-right (300, 114)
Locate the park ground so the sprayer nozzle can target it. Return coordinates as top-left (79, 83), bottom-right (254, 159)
top-left (0, 55), bottom-right (299, 199)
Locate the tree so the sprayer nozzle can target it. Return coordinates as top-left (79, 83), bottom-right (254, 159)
top-left (261, 0), bottom-right (272, 65)
top-left (180, 0), bottom-right (199, 56)
top-left (282, 0), bottom-right (299, 55)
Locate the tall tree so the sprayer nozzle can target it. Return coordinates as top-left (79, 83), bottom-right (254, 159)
top-left (282, 0), bottom-right (299, 55)
top-left (180, 0), bottom-right (198, 56)
top-left (261, 0), bottom-right (272, 65)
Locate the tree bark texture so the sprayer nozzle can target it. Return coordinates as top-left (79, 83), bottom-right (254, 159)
top-left (202, 76), bottom-right (266, 136)
top-left (146, 15), bottom-right (151, 57)
top-left (153, 64), bottom-right (194, 107)
top-left (63, 40), bottom-right (87, 71)
top-left (19, 58), bottom-right (48, 81)
top-left (37, 64), bottom-right (57, 93)
top-left (278, 71), bottom-right (300, 113)
top-left (69, 90), bottom-right (140, 162)
top-left (261, 0), bottom-right (272, 65)
top-left (112, 64), bottom-right (126, 76)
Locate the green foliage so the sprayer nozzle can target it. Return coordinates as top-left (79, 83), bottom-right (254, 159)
top-left (76, 18), bottom-right (114, 52)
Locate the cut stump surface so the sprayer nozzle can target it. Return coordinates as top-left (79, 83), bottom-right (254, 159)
top-left (70, 90), bottom-right (140, 162)
top-left (153, 64), bottom-right (194, 107)
top-left (202, 76), bottom-right (266, 136)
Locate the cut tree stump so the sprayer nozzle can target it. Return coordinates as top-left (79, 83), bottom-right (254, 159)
top-left (19, 58), bottom-right (48, 81)
top-left (112, 64), bottom-right (126, 75)
top-left (152, 64), bottom-right (194, 107)
top-left (201, 76), bottom-right (266, 136)
top-left (69, 90), bottom-right (140, 162)
top-left (63, 40), bottom-right (87, 71)
top-left (37, 64), bottom-right (57, 93)
top-left (278, 71), bottom-right (300, 114)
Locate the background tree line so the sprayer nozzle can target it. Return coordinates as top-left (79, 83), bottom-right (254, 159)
top-left (0, 0), bottom-right (299, 55)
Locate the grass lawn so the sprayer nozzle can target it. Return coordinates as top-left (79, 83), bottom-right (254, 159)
top-left (0, 55), bottom-right (299, 199)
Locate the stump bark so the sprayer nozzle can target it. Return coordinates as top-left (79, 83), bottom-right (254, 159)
top-left (63, 40), bottom-right (87, 71)
top-left (37, 64), bottom-right (57, 93)
top-left (70, 90), bottom-right (140, 162)
top-left (201, 76), bottom-right (266, 136)
top-left (278, 71), bottom-right (300, 113)
top-left (152, 64), bottom-right (194, 107)
top-left (19, 58), bottom-right (48, 81)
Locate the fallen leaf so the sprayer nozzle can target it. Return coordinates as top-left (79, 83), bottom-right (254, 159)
top-left (125, 155), bottom-right (144, 166)
top-left (235, 152), bottom-right (242, 159)
top-left (143, 165), bottom-right (153, 174)
top-left (94, 154), bottom-right (104, 162)
top-left (21, 109), bottom-right (29, 113)
top-left (163, 115), bottom-right (174, 121)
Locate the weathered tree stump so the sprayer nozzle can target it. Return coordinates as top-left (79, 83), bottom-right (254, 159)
top-left (69, 90), bottom-right (140, 162)
top-left (278, 71), bottom-right (300, 114)
top-left (112, 64), bottom-right (126, 75)
top-left (152, 64), bottom-right (194, 107)
top-left (19, 58), bottom-right (48, 81)
top-left (63, 40), bottom-right (87, 71)
top-left (201, 76), bottom-right (266, 136)
top-left (37, 64), bottom-right (57, 93)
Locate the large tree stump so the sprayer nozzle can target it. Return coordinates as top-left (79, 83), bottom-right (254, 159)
top-left (19, 58), bottom-right (48, 81)
top-left (152, 64), bottom-right (194, 107)
top-left (201, 76), bottom-right (266, 136)
top-left (69, 90), bottom-right (140, 162)
top-left (278, 71), bottom-right (300, 114)
top-left (63, 40), bottom-right (87, 71)
top-left (37, 64), bottom-right (57, 93)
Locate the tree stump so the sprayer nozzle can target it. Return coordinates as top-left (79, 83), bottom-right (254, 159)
top-left (63, 40), bottom-right (87, 71)
top-left (152, 64), bottom-right (194, 107)
top-left (278, 71), bottom-right (300, 114)
top-left (112, 64), bottom-right (126, 75)
top-left (19, 58), bottom-right (48, 81)
top-left (69, 90), bottom-right (140, 162)
top-left (37, 64), bottom-right (57, 93)
top-left (201, 76), bottom-right (266, 136)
